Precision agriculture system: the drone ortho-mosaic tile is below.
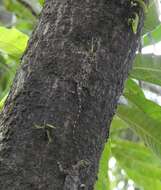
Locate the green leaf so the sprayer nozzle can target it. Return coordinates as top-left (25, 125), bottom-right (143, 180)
top-left (131, 13), bottom-right (139, 34)
top-left (0, 26), bottom-right (28, 57)
top-left (39, 0), bottom-right (45, 6)
top-left (125, 93), bottom-right (161, 123)
top-left (95, 140), bottom-right (111, 190)
top-left (131, 54), bottom-right (161, 86)
top-left (110, 116), bottom-right (129, 137)
top-left (110, 79), bottom-right (145, 137)
top-left (111, 140), bottom-right (161, 190)
top-left (143, 24), bottom-right (161, 46)
top-left (0, 94), bottom-right (7, 110)
top-left (117, 95), bottom-right (161, 158)
top-left (126, 169), bottom-right (161, 190)
top-left (143, 0), bottom-right (160, 34)
top-left (118, 76), bottom-right (161, 158)
top-left (3, 0), bottom-right (37, 34)
top-left (124, 78), bottom-right (145, 98)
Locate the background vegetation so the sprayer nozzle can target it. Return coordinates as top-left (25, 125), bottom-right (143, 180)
top-left (0, 0), bottom-right (161, 189)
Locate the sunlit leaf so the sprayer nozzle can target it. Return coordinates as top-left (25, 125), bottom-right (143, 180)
top-left (0, 26), bottom-right (28, 57)
top-left (38, 0), bottom-right (45, 6)
top-left (95, 140), bottom-right (111, 190)
top-left (0, 94), bottom-right (8, 110)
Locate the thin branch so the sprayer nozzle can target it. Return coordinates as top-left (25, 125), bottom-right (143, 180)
top-left (16, 0), bottom-right (38, 18)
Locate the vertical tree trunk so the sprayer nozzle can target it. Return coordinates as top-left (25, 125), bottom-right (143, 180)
top-left (0, 0), bottom-right (145, 189)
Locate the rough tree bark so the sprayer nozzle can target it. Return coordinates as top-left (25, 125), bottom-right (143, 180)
top-left (0, 0), bottom-right (146, 189)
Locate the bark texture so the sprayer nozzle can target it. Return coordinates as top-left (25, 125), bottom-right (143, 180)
top-left (0, 0), bottom-right (145, 189)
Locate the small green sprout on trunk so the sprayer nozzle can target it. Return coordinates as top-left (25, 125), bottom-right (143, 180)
top-left (34, 122), bottom-right (56, 143)
top-left (128, 0), bottom-right (148, 34)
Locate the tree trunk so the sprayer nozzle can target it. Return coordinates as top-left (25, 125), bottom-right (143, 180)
top-left (0, 0), bottom-right (145, 189)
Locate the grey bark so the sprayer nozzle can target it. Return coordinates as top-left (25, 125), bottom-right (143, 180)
top-left (0, 0), bottom-right (145, 189)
